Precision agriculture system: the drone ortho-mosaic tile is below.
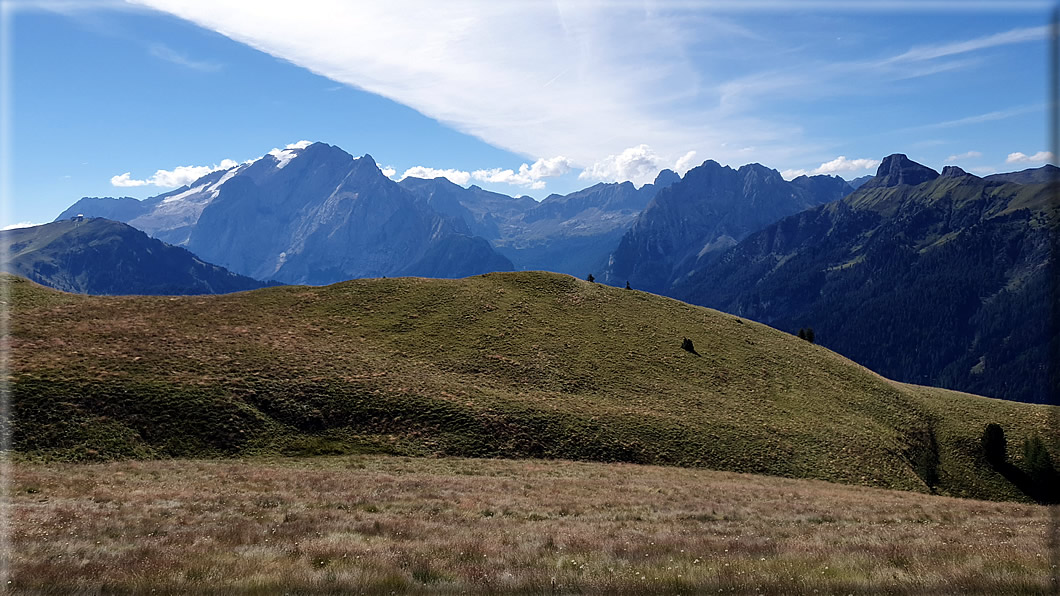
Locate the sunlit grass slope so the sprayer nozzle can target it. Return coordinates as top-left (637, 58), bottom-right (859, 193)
top-left (9, 272), bottom-right (1057, 501)
top-left (13, 455), bottom-right (1053, 595)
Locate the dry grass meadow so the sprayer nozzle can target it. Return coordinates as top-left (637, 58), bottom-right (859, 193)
top-left (11, 454), bottom-right (1058, 595)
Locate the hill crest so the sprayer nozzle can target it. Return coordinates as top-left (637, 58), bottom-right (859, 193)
top-left (10, 270), bottom-right (1057, 502)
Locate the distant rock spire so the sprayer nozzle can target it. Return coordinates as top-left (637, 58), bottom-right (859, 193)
top-left (940, 165), bottom-right (978, 179)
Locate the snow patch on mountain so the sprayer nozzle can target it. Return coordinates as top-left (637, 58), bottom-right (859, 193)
top-left (267, 140), bottom-right (313, 169)
top-left (208, 166), bottom-right (242, 198)
top-left (162, 184), bottom-right (210, 204)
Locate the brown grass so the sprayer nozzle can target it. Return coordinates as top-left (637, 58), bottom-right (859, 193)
top-left (12, 455), bottom-right (1056, 594)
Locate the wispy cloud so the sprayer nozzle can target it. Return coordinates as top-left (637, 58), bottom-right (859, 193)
top-left (945, 150), bottom-right (982, 162)
top-left (128, 0), bottom-right (805, 171)
top-left (884, 25), bottom-right (1048, 63)
top-left (123, 2), bottom-right (1048, 181)
top-left (718, 25), bottom-right (1047, 109)
top-left (149, 43), bottom-right (222, 72)
top-left (901, 104), bottom-right (1045, 133)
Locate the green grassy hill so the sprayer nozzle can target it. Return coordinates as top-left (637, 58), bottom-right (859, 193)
top-left (8, 271), bottom-right (1057, 502)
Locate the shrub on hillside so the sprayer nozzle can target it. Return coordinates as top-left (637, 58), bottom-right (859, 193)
top-left (981, 423), bottom-right (1007, 466)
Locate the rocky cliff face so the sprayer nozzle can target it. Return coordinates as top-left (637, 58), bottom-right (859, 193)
top-left (400, 169), bottom-right (679, 276)
top-left (859, 154), bottom-right (939, 189)
top-left (603, 161), bottom-right (851, 293)
top-left (57, 143), bottom-right (513, 285)
top-left (673, 157), bottom-right (1057, 404)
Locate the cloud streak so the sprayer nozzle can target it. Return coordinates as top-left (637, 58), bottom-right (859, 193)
top-left (128, 0), bottom-right (805, 171)
top-left (124, 2), bottom-right (1048, 181)
top-left (718, 25), bottom-right (1047, 110)
top-left (945, 150), bottom-right (982, 162)
top-left (899, 104), bottom-right (1045, 133)
top-left (885, 25), bottom-right (1048, 63)
top-left (149, 43), bottom-right (223, 72)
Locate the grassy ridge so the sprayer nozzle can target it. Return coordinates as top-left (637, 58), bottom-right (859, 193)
top-left (8, 272), bottom-right (1057, 501)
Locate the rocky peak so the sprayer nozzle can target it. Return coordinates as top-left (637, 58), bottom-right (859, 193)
top-left (652, 169), bottom-right (680, 189)
top-left (940, 165), bottom-right (978, 179)
top-left (860, 154), bottom-right (939, 189)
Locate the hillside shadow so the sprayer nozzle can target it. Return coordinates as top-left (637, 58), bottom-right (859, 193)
top-left (990, 460), bottom-right (1059, 504)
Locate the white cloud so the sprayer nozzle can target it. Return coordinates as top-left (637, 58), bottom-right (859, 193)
top-left (399, 166), bottom-right (471, 185)
top-left (945, 150), bottom-right (983, 162)
top-left (780, 156), bottom-right (879, 180)
top-left (126, 2), bottom-right (1049, 177)
top-left (109, 173), bottom-right (149, 187)
top-left (1, 221), bottom-right (44, 231)
top-left (381, 165), bottom-right (397, 178)
top-left (814, 156), bottom-right (880, 175)
top-left (111, 141), bottom-right (313, 187)
top-left (886, 25), bottom-right (1048, 64)
top-left (471, 156), bottom-right (573, 189)
top-left (128, 0), bottom-right (809, 172)
top-left (674, 151), bottom-right (699, 175)
top-left (265, 140), bottom-right (314, 168)
top-left (579, 145), bottom-right (697, 186)
top-left (110, 158), bottom-right (240, 188)
top-left (1005, 150), bottom-right (1054, 164)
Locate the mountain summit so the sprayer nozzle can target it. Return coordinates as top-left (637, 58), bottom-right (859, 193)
top-left (603, 160), bottom-right (852, 293)
top-left (860, 154), bottom-right (940, 189)
top-left (674, 158), bottom-right (1057, 404)
top-left (58, 142), bottom-right (512, 284)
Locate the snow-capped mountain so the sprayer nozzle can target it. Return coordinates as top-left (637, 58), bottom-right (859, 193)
top-left (58, 142), bottom-right (512, 284)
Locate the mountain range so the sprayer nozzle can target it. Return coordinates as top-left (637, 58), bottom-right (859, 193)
top-left (44, 142), bottom-right (1056, 405)
top-left (400, 169), bottom-right (678, 276)
top-left (1, 218), bottom-right (272, 295)
top-left (601, 160), bottom-right (853, 293)
top-left (59, 142), bottom-right (850, 284)
top-left (60, 143), bottom-right (513, 285)
top-left (673, 156), bottom-right (1057, 404)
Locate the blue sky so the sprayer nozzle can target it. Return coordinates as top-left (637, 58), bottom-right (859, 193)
top-left (2, 0), bottom-right (1054, 228)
